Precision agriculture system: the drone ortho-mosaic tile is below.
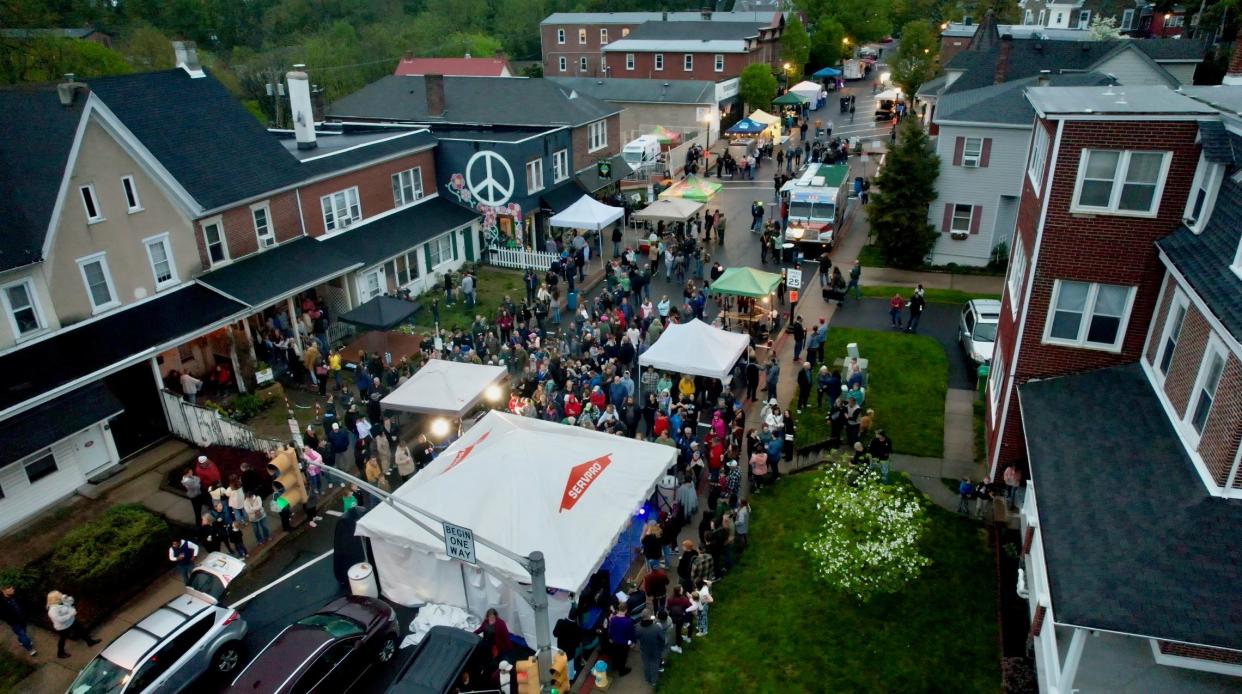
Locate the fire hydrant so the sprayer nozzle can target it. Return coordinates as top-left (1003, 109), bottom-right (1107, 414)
top-left (591, 659), bottom-right (610, 690)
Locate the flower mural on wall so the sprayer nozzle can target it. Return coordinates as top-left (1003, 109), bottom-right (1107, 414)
top-left (444, 174), bottom-right (523, 249)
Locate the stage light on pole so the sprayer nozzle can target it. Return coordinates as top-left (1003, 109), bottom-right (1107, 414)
top-left (485, 384), bottom-right (503, 402)
top-left (430, 418), bottom-right (450, 438)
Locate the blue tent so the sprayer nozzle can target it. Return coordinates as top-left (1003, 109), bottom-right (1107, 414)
top-left (812, 66), bottom-right (842, 78)
top-left (726, 118), bottom-right (766, 134)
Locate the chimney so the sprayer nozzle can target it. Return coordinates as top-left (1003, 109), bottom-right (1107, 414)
top-left (425, 73), bottom-right (445, 117)
top-left (1225, 27), bottom-right (1242, 85)
top-left (286, 66), bottom-right (317, 150)
top-left (172, 40), bottom-right (205, 78)
top-left (994, 35), bottom-right (1013, 85)
top-left (57, 73), bottom-right (88, 106)
top-left (662, 11), bottom-right (669, 21)
top-left (1037, 69), bottom-right (1051, 87)
top-left (701, 8), bottom-right (713, 20)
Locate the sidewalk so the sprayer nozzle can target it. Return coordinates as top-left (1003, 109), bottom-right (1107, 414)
top-left (860, 267), bottom-right (1004, 294)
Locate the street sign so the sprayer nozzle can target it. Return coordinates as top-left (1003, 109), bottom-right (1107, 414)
top-left (789, 290), bottom-right (799, 304)
top-left (786, 268), bottom-right (803, 289)
top-left (443, 522), bottom-right (477, 565)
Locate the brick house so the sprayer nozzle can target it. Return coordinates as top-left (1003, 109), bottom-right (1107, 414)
top-left (983, 83), bottom-right (1242, 689)
top-left (601, 20), bottom-right (781, 82)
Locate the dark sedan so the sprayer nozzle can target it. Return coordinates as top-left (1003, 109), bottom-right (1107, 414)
top-left (227, 596), bottom-right (400, 693)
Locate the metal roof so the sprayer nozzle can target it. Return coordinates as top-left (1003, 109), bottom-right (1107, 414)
top-left (548, 77), bottom-right (716, 104)
top-left (1026, 85), bottom-right (1218, 116)
top-left (541, 11), bottom-right (778, 25)
top-left (603, 39), bottom-right (749, 53)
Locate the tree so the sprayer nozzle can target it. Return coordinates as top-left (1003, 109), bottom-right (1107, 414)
top-left (890, 20), bottom-right (937, 97)
top-left (809, 16), bottom-right (847, 69)
top-left (779, 16), bottom-right (811, 81)
top-left (118, 24), bottom-right (176, 72)
top-left (801, 461), bottom-right (931, 602)
top-left (867, 118), bottom-right (941, 269)
top-left (1087, 15), bottom-right (1125, 40)
top-left (739, 63), bottom-right (777, 111)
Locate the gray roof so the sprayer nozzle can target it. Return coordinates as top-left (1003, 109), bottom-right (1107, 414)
top-left (1019, 363), bottom-right (1242, 650)
top-left (623, 21), bottom-right (764, 41)
top-left (937, 72), bottom-right (1110, 125)
top-left (548, 77), bottom-right (715, 104)
top-left (197, 237), bottom-right (360, 308)
top-left (0, 84), bottom-right (86, 271)
top-left (1157, 176), bottom-right (1242, 342)
top-left (0, 27), bottom-right (106, 39)
top-left (1180, 84), bottom-right (1242, 117)
top-left (1026, 85), bottom-right (1217, 116)
top-left (327, 76), bottom-right (621, 128)
top-left (0, 382), bottom-right (122, 467)
top-left (944, 39), bottom-right (1185, 94)
top-left (281, 129), bottom-right (438, 177)
top-left (540, 11), bottom-right (778, 25)
top-left (318, 196), bottom-right (480, 268)
top-left (1197, 120), bottom-right (1237, 165)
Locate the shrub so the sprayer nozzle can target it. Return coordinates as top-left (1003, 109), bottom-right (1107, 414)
top-left (802, 459), bottom-right (931, 602)
top-left (42, 505), bottom-right (172, 601)
top-left (229, 393), bottom-right (265, 421)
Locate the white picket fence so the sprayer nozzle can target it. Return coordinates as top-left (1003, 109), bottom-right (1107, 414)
top-left (485, 247), bottom-right (558, 272)
top-left (161, 390), bottom-right (286, 454)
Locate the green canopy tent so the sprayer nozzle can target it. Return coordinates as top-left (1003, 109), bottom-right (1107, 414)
top-left (708, 267), bottom-right (781, 297)
top-left (657, 175), bottom-right (722, 202)
top-left (772, 92), bottom-right (807, 106)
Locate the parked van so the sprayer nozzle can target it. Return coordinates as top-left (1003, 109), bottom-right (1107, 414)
top-left (622, 135), bottom-right (661, 170)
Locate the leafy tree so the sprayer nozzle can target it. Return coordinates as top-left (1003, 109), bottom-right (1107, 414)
top-left (779, 15), bottom-right (811, 81)
top-left (802, 461), bottom-right (931, 602)
top-left (117, 24), bottom-right (176, 71)
top-left (493, 0), bottom-right (548, 59)
top-left (0, 37), bottom-right (132, 84)
top-left (833, 0), bottom-right (892, 43)
top-left (809, 16), bottom-right (847, 69)
top-left (867, 118), bottom-right (940, 269)
top-left (1087, 15), bottom-right (1125, 40)
top-left (739, 63), bottom-right (777, 112)
top-left (890, 20), bottom-right (937, 97)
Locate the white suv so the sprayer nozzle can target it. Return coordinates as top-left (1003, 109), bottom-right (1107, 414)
top-left (959, 299), bottom-right (1001, 365)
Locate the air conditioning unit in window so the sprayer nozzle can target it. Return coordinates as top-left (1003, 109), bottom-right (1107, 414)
top-left (962, 159), bottom-right (979, 168)
top-left (340, 217), bottom-right (353, 229)
top-left (951, 231), bottom-right (970, 240)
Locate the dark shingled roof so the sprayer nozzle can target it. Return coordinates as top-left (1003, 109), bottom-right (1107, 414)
top-left (937, 72), bottom-right (1111, 125)
top-left (548, 77), bottom-right (716, 105)
top-left (1157, 177), bottom-right (1242, 342)
top-left (0, 284), bottom-right (246, 414)
top-left (290, 129), bottom-right (438, 179)
top-left (0, 382), bottom-right (123, 467)
top-left (327, 76), bottom-right (621, 128)
top-left (0, 85), bottom-right (85, 271)
top-left (1197, 120), bottom-right (1236, 165)
top-left (1019, 364), bottom-right (1242, 650)
top-left (944, 40), bottom-right (1176, 94)
top-left (318, 197), bottom-right (480, 268)
top-left (197, 236), bottom-right (360, 308)
top-left (624, 21), bottom-right (764, 41)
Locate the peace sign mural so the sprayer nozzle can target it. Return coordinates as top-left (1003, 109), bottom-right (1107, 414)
top-left (464, 150), bottom-right (515, 207)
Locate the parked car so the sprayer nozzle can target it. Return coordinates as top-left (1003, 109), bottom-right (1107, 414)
top-left (187, 551), bottom-right (246, 604)
top-left (387, 626), bottom-right (496, 694)
top-left (227, 596), bottom-right (400, 693)
top-left (959, 299), bottom-right (1002, 364)
top-left (65, 566), bottom-right (248, 694)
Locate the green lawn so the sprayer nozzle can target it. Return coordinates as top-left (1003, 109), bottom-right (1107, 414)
top-left (410, 266), bottom-right (527, 332)
top-left (0, 650), bottom-right (33, 694)
top-left (860, 285), bottom-right (1001, 305)
top-left (794, 328), bottom-right (947, 457)
top-left (857, 243), bottom-right (886, 268)
top-left (658, 472), bottom-right (1000, 693)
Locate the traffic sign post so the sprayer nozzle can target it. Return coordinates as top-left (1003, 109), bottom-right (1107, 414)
top-left (786, 268), bottom-right (803, 289)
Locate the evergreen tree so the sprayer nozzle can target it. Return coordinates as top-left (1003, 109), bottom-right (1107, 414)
top-left (866, 119), bottom-right (940, 269)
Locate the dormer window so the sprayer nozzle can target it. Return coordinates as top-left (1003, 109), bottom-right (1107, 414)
top-left (1184, 153), bottom-right (1224, 232)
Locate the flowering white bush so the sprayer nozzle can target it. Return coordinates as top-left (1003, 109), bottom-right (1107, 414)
top-left (801, 459), bottom-right (931, 601)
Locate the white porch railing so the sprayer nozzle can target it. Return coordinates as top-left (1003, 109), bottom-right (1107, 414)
top-left (161, 390), bottom-right (286, 454)
top-left (485, 247), bottom-right (558, 272)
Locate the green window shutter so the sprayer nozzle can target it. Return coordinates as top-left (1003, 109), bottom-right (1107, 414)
top-left (450, 232), bottom-right (459, 260)
top-left (424, 243), bottom-right (432, 270)
top-left (463, 229), bottom-right (475, 261)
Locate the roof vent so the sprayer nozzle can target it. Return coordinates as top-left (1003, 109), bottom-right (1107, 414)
top-left (57, 76), bottom-right (88, 106)
top-left (171, 40), bottom-right (205, 79)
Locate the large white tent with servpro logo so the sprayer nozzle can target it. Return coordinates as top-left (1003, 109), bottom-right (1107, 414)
top-left (355, 410), bottom-right (673, 645)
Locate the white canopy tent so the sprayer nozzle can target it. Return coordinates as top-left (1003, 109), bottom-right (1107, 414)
top-left (548, 195), bottom-right (624, 231)
top-left (632, 197), bottom-right (704, 223)
top-left (790, 80), bottom-right (826, 109)
top-left (380, 360), bottom-right (507, 417)
top-left (748, 108), bottom-right (779, 125)
top-left (355, 411), bottom-right (675, 645)
top-left (875, 87), bottom-right (904, 101)
top-left (639, 318), bottom-right (750, 380)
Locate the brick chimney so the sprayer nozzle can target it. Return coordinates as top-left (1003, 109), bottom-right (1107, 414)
top-left (1224, 27), bottom-right (1242, 85)
top-left (425, 74), bottom-right (445, 117)
top-left (994, 35), bottom-right (1013, 85)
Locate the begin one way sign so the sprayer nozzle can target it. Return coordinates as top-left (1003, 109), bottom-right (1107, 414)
top-left (443, 522), bottom-right (477, 565)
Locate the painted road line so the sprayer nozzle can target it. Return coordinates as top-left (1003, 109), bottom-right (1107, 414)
top-left (325, 510), bottom-right (344, 516)
top-left (231, 548), bottom-right (335, 608)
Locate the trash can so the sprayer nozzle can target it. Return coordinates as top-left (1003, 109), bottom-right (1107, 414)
top-left (348, 562), bottom-right (379, 598)
top-left (977, 363), bottom-right (990, 397)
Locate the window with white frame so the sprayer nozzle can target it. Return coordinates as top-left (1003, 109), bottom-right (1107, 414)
top-left (1, 279), bottom-right (44, 339)
top-left (203, 219), bottom-right (228, 266)
top-left (398, 250), bottom-right (421, 285)
top-left (626, 53), bottom-right (635, 70)
top-left (428, 234), bottom-right (453, 267)
top-left (143, 233), bottom-right (178, 290)
top-left (588, 120), bottom-right (607, 152)
top-left (579, 57), bottom-right (588, 71)
top-left (252, 204), bottom-right (275, 248)
top-left (1045, 280), bottom-right (1135, 350)
top-left (557, 28), bottom-right (565, 44)
top-left (1186, 339), bottom-right (1225, 436)
top-left (1073, 149), bottom-right (1169, 215)
top-left (1028, 125), bottom-right (1049, 191)
top-left (121, 175), bottom-right (142, 213)
top-left (1024, 9), bottom-right (1034, 24)
top-left (526, 159), bottom-right (544, 194)
top-left (1121, 8), bottom-right (1135, 29)
top-left (1166, 14), bottom-right (1184, 27)
top-left (391, 167), bottom-right (424, 207)
top-left (1037, 9), bottom-right (1046, 24)
top-left (988, 346), bottom-right (1004, 423)
top-left (1155, 290), bottom-right (1188, 377)
top-left (683, 54), bottom-right (694, 71)
top-left (77, 253), bottom-right (118, 313)
top-left (553, 149), bottom-right (569, 182)
top-left (1077, 10), bottom-right (1091, 29)
top-left (24, 454), bottom-right (57, 484)
top-left (558, 56), bottom-right (567, 72)
top-left (79, 184), bottom-right (102, 223)
top-left (1006, 241), bottom-right (1026, 314)
top-left (654, 53), bottom-right (664, 71)
top-left (714, 54), bottom-right (724, 72)
top-left (359, 267), bottom-right (384, 302)
top-left (600, 28), bottom-right (608, 44)
top-left (622, 27), bottom-right (630, 37)
top-left (1185, 155), bottom-right (1222, 230)
top-left (321, 187), bottom-right (361, 232)
top-left (950, 204), bottom-right (973, 233)
top-left (962, 137), bottom-right (983, 167)
top-left (578, 28), bottom-right (587, 44)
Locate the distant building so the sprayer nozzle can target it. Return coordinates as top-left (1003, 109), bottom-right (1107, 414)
top-left (393, 53), bottom-right (512, 78)
top-left (0, 27), bottom-right (113, 49)
top-left (550, 77), bottom-right (723, 143)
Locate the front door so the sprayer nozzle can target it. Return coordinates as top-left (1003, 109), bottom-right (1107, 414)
top-left (358, 268), bottom-right (384, 303)
top-left (71, 426), bottom-right (113, 478)
top-left (106, 363), bottom-right (168, 458)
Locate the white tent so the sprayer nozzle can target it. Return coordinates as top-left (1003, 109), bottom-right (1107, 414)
top-left (355, 411), bottom-right (674, 645)
top-left (748, 109), bottom-right (779, 125)
top-left (548, 195), bottom-right (624, 231)
top-left (875, 87), bottom-right (903, 101)
top-left (380, 360), bottom-right (507, 417)
top-left (632, 197), bottom-right (704, 222)
top-left (790, 80), bottom-right (825, 109)
top-left (639, 318), bottom-right (750, 380)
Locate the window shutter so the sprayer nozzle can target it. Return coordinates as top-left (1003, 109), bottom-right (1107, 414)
top-left (980, 138), bottom-right (992, 167)
top-left (970, 206), bottom-right (982, 234)
top-left (424, 243), bottom-right (432, 269)
top-left (450, 232), bottom-right (459, 260)
top-left (942, 203), bottom-right (954, 232)
top-left (952, 137), bottom-right (965, 166)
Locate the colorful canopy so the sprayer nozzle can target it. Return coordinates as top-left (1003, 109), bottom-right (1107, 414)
top-left (648, 125), bottom-right (682, 144)
top-left (812, 66), bottom-right (842, 77)
top-left (657, 175), bottom-right (721, 202)
top-left (772, 92), bottom-right (807, 105)
top-left (709, 267), bottom-right (782, 298)
top-left (726, 118), bottom-right (766, 134)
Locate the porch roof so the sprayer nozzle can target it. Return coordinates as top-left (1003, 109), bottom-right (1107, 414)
top-left (197, 237), bottom-right (360, 308)
top-left (317, 196), bottom-right (479, 269)
top-left (0, 382), bottom-right (123, 467)
top-left (1019, 364), bottom-right (1242, 651)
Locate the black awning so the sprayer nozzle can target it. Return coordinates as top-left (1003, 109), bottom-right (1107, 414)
top-left (540, 181), bottom-right (589, 214)
top-left (198, 236), bottom-right (360, 307)
top-left (0, 381), bottom-right (123, 467)
top-left (338, 295), bottom-right (421, 330)
top-left (0, 283), bottom-right (246, 414)
top-left (576, 153), bottom-right (633, 193)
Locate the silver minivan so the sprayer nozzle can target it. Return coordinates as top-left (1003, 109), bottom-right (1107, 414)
top-left (66, 553), bottom-right (248, 694)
